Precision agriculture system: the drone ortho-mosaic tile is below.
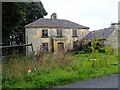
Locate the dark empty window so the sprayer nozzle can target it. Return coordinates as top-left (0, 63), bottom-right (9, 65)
top-left (73, 42), bottom-right (77, 49)
top-left (42, 29), bottom-right (48, 37)
top-left (57, 29), bottom-right (62, 36)
top-left (73, 30), bottom-right (77, 36)
top-left (42, 43), bottom-right (48, 51)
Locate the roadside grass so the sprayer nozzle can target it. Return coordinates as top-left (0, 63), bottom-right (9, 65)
top-left (2, 51), bottom-right (119, 88)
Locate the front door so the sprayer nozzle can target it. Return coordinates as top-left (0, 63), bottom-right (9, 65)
top-left (57, 43), bottom-right (64, 51)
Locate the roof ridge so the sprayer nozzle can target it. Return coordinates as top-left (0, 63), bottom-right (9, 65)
top-left (25, 18), bottom-right (89, 29)
top-left (91, 27), bottom-right (114, 32)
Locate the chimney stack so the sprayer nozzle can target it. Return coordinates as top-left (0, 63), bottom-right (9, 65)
top-left (51, 13), bottom-right (57, 19)
top-left (111, 23), bottom-right (119, 29)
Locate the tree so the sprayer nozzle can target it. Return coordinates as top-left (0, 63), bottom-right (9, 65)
top-left (24, 2), bottom-right (47, 24)
top-left (2, 2), bottom-right (47, 45)
top-left (2, 2), bottom-right (25, 44)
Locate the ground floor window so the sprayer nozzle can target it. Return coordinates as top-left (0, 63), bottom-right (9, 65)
top-left (73, 42), bottom-right (77, 49)
top-left (42, 43), bottom-right (48, 51)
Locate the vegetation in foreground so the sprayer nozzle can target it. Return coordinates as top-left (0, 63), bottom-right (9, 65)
top-left (2, 50), bottom-right (119, 88)
top-left (2, 41), bottom-right (119, 88)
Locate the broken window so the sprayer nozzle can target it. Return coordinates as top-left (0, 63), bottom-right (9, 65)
top-left (42, 43), bottom-right (48, 51)
top-left (42, 29), bottom-right (48, 37)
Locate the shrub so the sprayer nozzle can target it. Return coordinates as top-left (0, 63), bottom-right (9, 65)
top-left (72, 40), bottom-right (107, 54)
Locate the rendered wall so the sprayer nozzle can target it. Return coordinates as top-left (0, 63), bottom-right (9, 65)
top-left (25, 28), bottom-right (89, 53)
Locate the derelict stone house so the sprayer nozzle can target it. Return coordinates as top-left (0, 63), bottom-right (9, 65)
top-left (25, 13), bottom-right (89, 53)
top-left (83, 23), bottom-right (119, 50)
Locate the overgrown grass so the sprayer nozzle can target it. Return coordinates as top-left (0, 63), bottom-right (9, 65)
top-left (2, 50), bottom-right (119, 88)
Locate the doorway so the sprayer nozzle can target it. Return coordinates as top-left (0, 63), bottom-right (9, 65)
top-left (57, 43), bottom-right (64, 51)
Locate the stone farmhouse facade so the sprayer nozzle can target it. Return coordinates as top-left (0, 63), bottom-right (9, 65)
top-left (25, 13), bottom-right (89, 53)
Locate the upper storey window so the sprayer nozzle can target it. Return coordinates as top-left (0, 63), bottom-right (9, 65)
top-left (42, 29), bottom-right (48, 38)
top-left (72, 30), bottom-right (78, 37)
top-left (57, 29), bottom-right (62, 37)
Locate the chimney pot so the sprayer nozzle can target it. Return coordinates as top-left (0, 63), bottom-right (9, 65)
top-left (51, 13), bottom-right (57, 19)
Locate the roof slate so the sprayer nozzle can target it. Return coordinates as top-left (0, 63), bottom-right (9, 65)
top-left (83, 27), bottom-right (115, 41)
top-left (25, 18), bottom-right (89, 29)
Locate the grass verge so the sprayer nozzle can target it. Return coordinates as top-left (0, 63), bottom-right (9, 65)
top-left (2, 52), bottom-right (119, 88)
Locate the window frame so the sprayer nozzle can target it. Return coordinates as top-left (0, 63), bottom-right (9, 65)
top-left (57, 29), bottom-right (63, 37)
top-left (42, 29), bottom-right (48, 38)
top-left (73, 41), bottom-right (77, 49)
top-left (72, 29), bottom-right (78, 37)
top-left (42, 43), bottom-right (48, 51)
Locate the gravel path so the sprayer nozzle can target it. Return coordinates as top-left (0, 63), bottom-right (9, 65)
top-left (57, 74), bottom-right (119, 88)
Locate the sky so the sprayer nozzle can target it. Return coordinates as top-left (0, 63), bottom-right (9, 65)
top-left (41, 0), bottom-right (119, 31)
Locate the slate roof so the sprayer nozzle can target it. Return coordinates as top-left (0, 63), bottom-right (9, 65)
top-left (25, 18), bottom-right (89, 29)
top-left (83, 27), bottom-right (115, 41)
